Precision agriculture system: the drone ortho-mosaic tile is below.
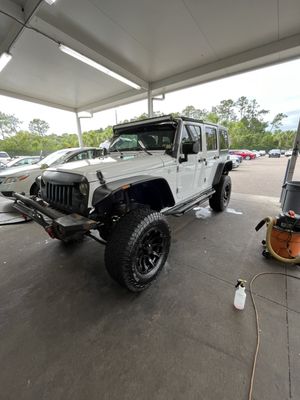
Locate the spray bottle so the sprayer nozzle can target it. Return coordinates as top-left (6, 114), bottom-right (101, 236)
top-left (234, 279), bottom-right (247, 310)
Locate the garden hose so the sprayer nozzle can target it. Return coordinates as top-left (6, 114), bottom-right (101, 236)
top-left (248, 271), bottom-right (300, 400)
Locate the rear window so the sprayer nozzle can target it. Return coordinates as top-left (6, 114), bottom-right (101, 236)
top-left (205, 126), bottom-right (218, 151)
top-left (219, 129), bottom-right (229, 150)
top-left (0, 152), bottom-right (9, 158)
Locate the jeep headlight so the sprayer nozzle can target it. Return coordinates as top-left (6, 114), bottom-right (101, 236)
top-left (3, 175), bottom-right (29, 184)
top-left (79, 182), bottom-right (89, 196)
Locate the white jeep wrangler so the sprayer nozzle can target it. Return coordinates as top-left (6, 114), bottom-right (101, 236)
top-left (14, 116), bottom-right (232, 292)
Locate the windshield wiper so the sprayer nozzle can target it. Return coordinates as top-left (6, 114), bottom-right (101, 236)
top-left (138, 140), bottom-right (152, 155)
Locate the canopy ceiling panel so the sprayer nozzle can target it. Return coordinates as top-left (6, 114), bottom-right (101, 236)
top-left (0, 28), bottom-right (134, 109)
top-left (0, 0), bottom-right (300, 113)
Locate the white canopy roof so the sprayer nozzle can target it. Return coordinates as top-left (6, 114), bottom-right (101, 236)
top-left (1, 0), bottom-right (300, 113)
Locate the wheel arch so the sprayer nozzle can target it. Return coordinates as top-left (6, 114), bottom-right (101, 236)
top-left (212, 160), bottom-right (233, 187)
top-left (92, 175), bottom-right (175, 214)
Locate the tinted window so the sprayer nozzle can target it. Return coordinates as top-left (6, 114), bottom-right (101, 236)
top-left (110, 123), bottom-right (176, 152)
top-left (69, 151), bottom-right (89, 162)
top-left (205, 127), bottom-right (217, 151)
top-left (181, 126), bottom-right (193, 143)
top-left (219, 129), bottom-right (229, 150)
top-left (186, 125), bottom-right (202, 151)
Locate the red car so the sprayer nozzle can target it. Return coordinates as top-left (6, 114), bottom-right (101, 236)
top-left (229, 149), bottom-right (256, 160)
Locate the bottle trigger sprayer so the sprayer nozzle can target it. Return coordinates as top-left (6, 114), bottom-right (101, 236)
top-left (234, 279), bottom-right (247, 310)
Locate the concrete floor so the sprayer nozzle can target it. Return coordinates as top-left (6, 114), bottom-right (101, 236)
top-left (0, 159), bottom-right (300, 399)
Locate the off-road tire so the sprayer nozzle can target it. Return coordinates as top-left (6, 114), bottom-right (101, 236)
top-left (105, 208), bottom-right (171, 292)
top-left (209, 175), bottom-right (231, 212)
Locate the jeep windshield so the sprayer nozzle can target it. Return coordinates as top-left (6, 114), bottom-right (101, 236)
top-left (109, 123), bottom-right (176, 153)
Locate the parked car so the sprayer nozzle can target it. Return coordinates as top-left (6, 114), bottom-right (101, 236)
top-left (13, 115), bottom-right (233, 292)
top-left (259, 150), bottom-right (266, 156)
top-left (251, 150), bottom-right (261, 158)
top-left (285, 149), bottom-right (293, 157)
top-left (0, 151), bottom-right (11, 164)
top-left (0, 147), bottom-right (103, 198)
top-left (229, 149), bottom-right (256, 160)
top-left (5, 156), bottom-right (41, 168)
top-left (268, 149), bottom-right (281, 158)
top-left (229, 154), bottom-right (240, 169)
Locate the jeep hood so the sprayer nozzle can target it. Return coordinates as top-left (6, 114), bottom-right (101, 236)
top-left (46, 153), bottom-right (167, 182)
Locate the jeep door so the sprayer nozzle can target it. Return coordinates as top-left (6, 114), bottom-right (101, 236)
top-left (187, 124), bottom-right (207, 193)
top-left (203, 125), bottom-right (219, 188)
top-left (176, 124), bottom-right (201, 200)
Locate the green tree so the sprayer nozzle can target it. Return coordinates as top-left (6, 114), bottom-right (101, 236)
top-left (213, 99), bottom-right (236, 123)
top-left (28, 118), bottom-right (50, 136)
top-left (181, 105), bottom-right (208, 119)
top-left (0, 112), bottom-right (21, 139)
top-left (270, 113), bottom-right (288, 131)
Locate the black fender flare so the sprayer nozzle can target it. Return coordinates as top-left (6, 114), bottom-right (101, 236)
top-left (212, 160), bottom-right (233, 187)
top-left (92, 175), bottom-right (175, 212)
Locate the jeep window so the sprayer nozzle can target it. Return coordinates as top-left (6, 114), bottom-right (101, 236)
top-left (110, 123), bottom-right (176, 152)
top-left (186, 125), bottom-right (202, 150)
top-left (219, 129), bottom-right (229, 150)
top-left (181, 126), bottom-right (192, 143)
top-left (205, 126), bottom-right (218, 151)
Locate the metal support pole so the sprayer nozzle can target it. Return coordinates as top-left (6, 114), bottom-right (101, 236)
top-left (285, 116), bottom-right (300, 182)
top-left (148, 90), bottom-right (153, 117)
top-left (75, 112), bottom-right (84, 148)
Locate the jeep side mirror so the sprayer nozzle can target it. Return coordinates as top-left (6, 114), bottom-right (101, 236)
top-left (182, 141), bottom-right (200, 155)
top-left (180, 141), bottom-right (200, 163)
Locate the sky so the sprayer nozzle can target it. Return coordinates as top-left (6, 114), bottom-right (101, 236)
top-left (1, 58), bottom-right (300, 134)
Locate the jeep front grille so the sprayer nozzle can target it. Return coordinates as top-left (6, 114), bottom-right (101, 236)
top-left (41, 171), bottom-right (89, 215)
top-left (46, 183), bottom-right (73, 207)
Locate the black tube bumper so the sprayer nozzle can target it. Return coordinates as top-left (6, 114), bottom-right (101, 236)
top-left (13, 192), bottom-right (97, 240)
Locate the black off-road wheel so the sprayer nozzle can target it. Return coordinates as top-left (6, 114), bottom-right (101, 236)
top-left (209, 175), bottom-right (232, 212)
top-left (104, 208), bottom-right (171, 292)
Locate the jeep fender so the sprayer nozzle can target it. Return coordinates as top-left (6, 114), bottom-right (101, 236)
top-left (92, 175), bottom-right (175, 213)
top-left (212, 161), bottom-right (233, 187)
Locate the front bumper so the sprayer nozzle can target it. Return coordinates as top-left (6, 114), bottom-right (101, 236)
top-left (13, 192), bottom-right (97, 240)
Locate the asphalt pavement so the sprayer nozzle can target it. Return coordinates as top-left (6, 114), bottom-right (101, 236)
top-left (0, 157), bottom-right (300, 400)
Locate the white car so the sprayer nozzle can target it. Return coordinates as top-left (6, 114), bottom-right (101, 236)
top-left (0, 147), bottom-right (102, 198)
top-left (14, 116), bottom-right (233, 292)
top-left (0, 151), bottom-right (11, 164)
top-left (285, 149), bottom-right (293, 157)
top-left (5, 156), bottom-right (41, 168)
top-left (229, 154), bottom-right (240, 168)
top-left (251, 150), bottom-right (261, 158)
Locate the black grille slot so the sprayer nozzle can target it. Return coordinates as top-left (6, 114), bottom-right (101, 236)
top-left (46, 183), bottom-right (73, 208)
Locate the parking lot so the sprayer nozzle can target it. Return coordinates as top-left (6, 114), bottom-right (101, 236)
top-left (0, 156), bottom-right (299, 400)
top-left (231, 156), bottom-right (300, 197)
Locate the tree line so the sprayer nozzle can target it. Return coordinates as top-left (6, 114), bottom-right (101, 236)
top-left (0, 96), bottom-right (296, 156)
